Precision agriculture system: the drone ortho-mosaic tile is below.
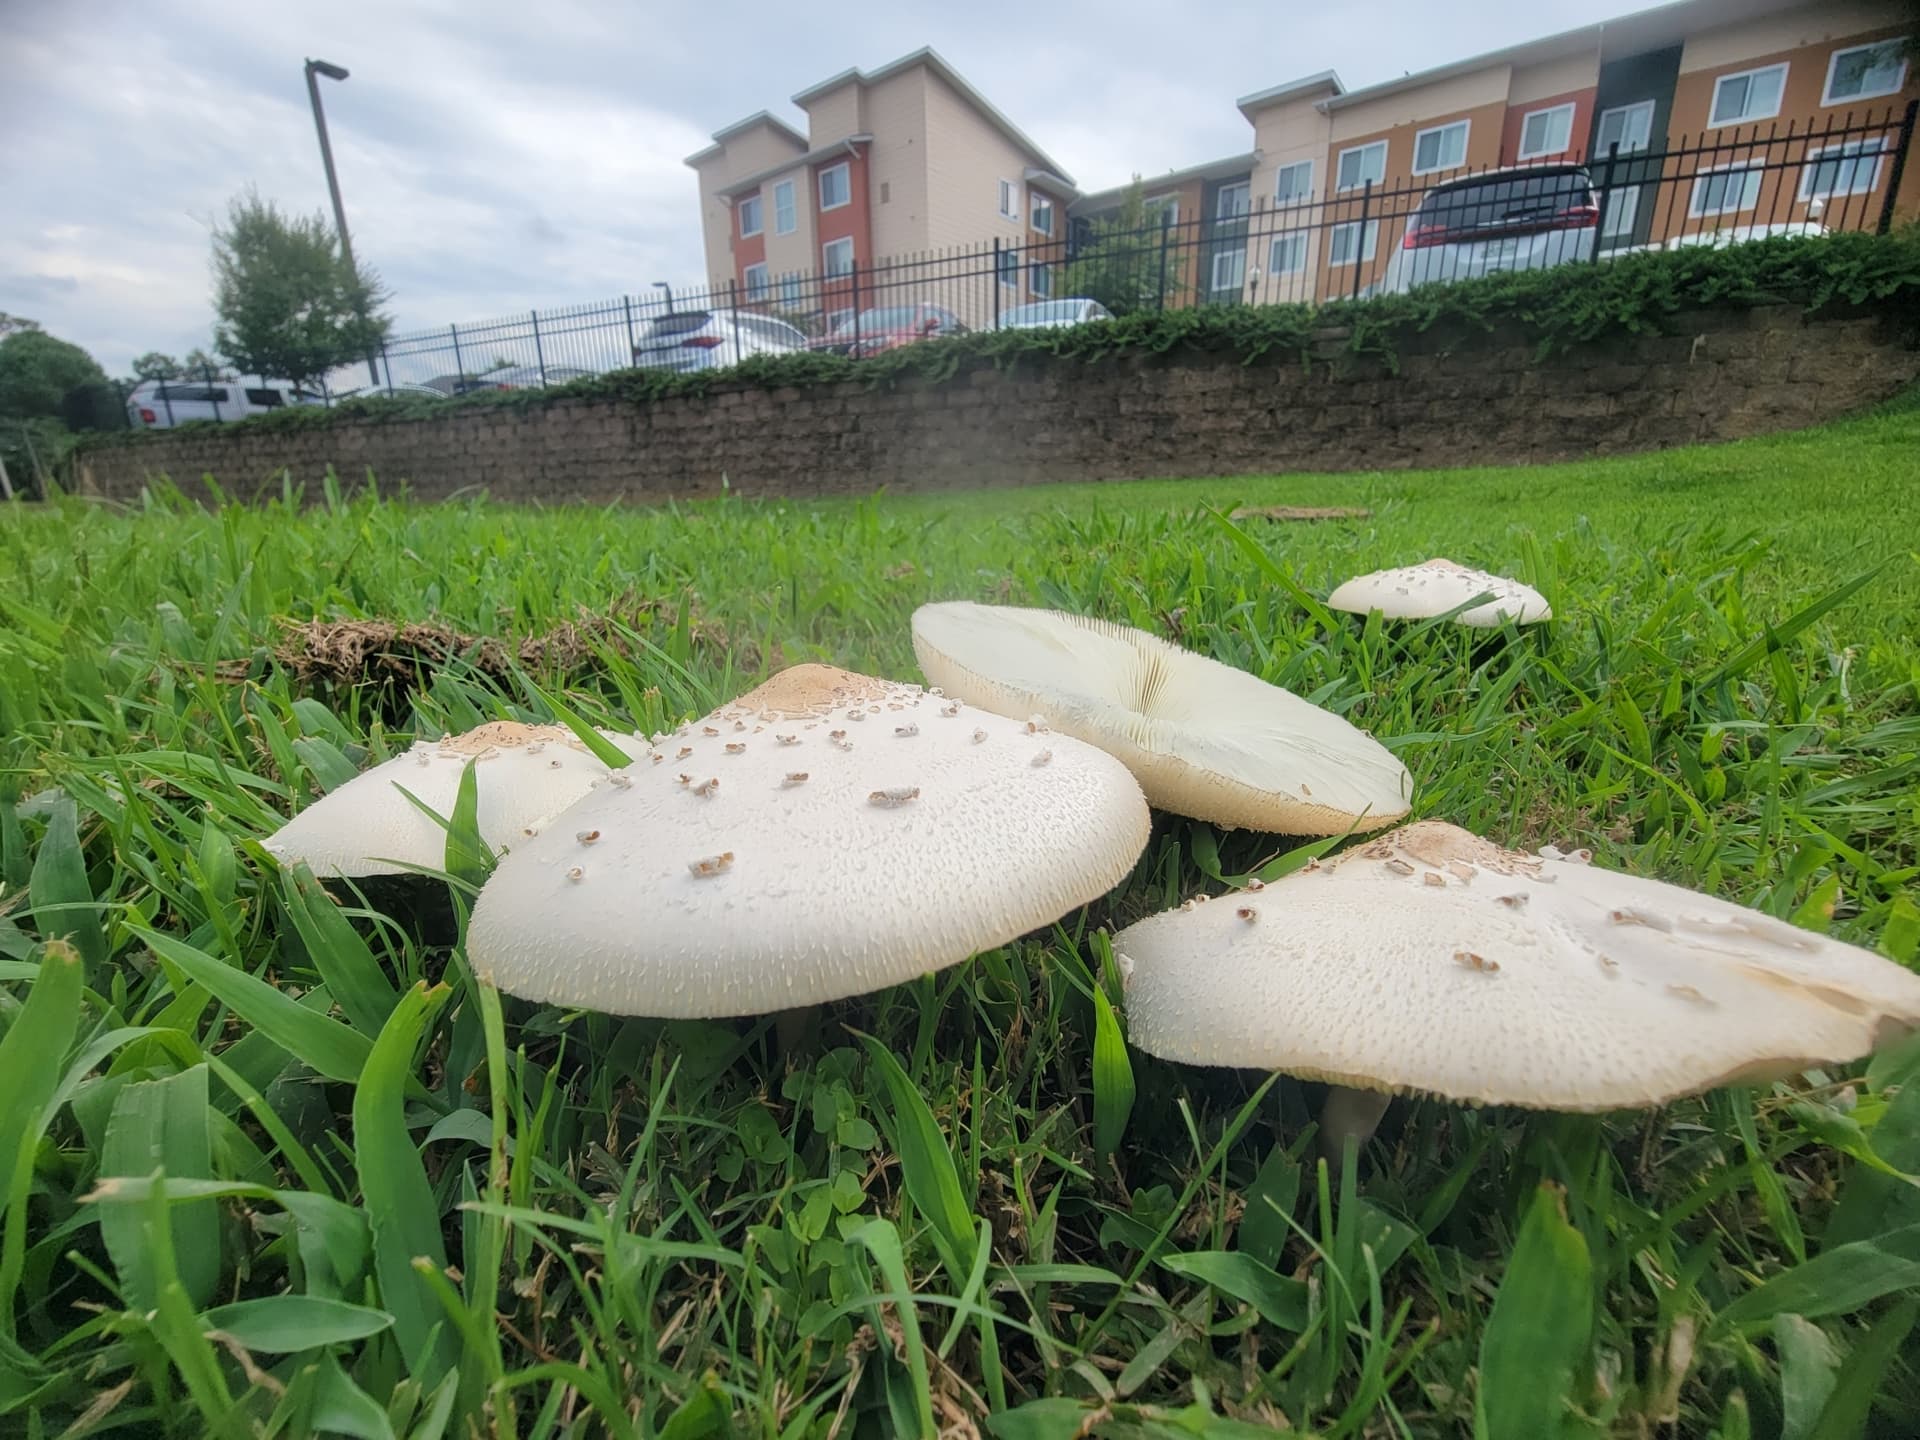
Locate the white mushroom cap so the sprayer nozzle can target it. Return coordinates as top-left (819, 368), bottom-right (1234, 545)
top-left (1115, 820), bottom-right (1920, 1110)
top-left (264, 721), bottom-right (651, 878)
top-left (466, 664), bottom-right (1151, 1017)
top-left (1326, 559), bottom-right (1551, 628)
top-left (910, 601), bottom-right (1411, 835)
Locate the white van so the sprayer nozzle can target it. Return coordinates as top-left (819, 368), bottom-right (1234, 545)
top-left (126, 379), bottom-right (326, 428)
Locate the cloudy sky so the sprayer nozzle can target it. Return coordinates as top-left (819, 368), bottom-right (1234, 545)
top-left (2, 0), bottom-right (1655, 375)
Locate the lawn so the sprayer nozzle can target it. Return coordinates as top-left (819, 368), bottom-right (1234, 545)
top-left (3, 393), bottom-right (1920, 1438)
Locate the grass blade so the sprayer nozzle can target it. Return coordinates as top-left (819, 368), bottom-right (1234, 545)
top-left (1476, 1183), bottom-right (1593, 1440)
top-left (26, 795), bottom-right (107, 974)
top-left (98, 1064), bottom-right (219, 1310)
top-left (202, 1294), bottom-right (394, 1352)
top-left (856, 1031), bottom-right (973, 1279)
top-left (1090, 985), bottom-right (1135, 1166)
top-left (0, 941), bottom-right (85, 1335)
top-left (281, 865), bottom-right (400, 1037)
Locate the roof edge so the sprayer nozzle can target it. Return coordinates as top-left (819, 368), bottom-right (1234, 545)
top-left (1236, 70), bottom-right (1345, 115)
top-left (682, 109), bottom-right (810, 168)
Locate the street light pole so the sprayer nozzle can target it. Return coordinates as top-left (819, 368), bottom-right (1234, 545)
top-left (304, 58), bottom-right (380, 386)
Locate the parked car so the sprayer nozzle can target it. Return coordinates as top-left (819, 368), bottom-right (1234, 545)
top-left (813, 304), bottom-right (969, 358)
top-left (477, 364), bottom-right (598, 389)
top-left (126, 378), bottom-right (325, 428)
top-left (631, 311), bottom-right (810, 373)
top-left (999, 299), bottom-right (1113, 330)
top-left (1380, 163), bottom-right (1599, 295)
top-left (329, 382), bottom-right (451, 402)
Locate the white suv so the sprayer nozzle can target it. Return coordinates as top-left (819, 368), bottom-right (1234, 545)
top-left (127, 379), bottom-right (325, 428)
top-left (630, 310), bottom-right (810, 373)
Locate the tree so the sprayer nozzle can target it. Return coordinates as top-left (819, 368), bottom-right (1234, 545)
top-left (211, 188), bottom-right (391, 389)
top-left (182, 348), bottom-right (231, 380)
top-left (0, 329), bottom-right (107, 423)
top-left (0, 314), bottom-right (40, 340)
top-left (1060, 180), bottom-right (1189, 317)
top-left (131, 352), bottom-right (183, 381)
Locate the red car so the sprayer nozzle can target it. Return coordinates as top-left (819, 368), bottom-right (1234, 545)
top-left (813, 304), bottom-right (970, 358)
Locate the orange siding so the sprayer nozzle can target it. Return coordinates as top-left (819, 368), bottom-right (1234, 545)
top-left (1499, 87), bottom-right (1600, 165)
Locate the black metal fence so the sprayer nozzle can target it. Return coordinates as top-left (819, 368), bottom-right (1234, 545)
top-left (98, 100), bottom-right (1916, 428)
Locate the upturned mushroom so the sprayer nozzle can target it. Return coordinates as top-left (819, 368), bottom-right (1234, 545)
top-left (466, 663), bottom-right (1151, 1016)
top-left (1113, 819), bottom-right (1920, 1151)
top-left (910, 600), bottom-right (1411, 834)
top-left (264, 721), bottom-right (650, 878)
top-left (1326, 559), bottom-right (1551, 628)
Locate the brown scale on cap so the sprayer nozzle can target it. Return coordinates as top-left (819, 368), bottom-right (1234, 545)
top-left (731, 663), bottom-right (896, 721)
top-left (432, 721), bottom-right (575, 755)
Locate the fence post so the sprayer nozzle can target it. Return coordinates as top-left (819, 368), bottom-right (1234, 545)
top-left (1351, 179), bottom-right (1372, 302)
top-left (623, 295), bottom-right (638, 366)
top-left (1155, 214), bottom-right (1172, 311)
top-left (531, 309), bottom-right (548, 386)
top-left (851, 260), bottom-right (861, 353)
top-left (1878, 99), bottom-right (1919, 236)
top-left (993, 238), bottom-right (1003, 329)
top-left (206, 360), bottom-right (223, 423)
top-left (1591, 142), bottom-right (1622, 261)
top-left (161, 380), bottom-right (176, 428)
top-left (449, 323), bottom-right (466, 385)
top-left (727, 280), bottom-right (740, 356)
top-left (380, 340), bottom-right (394, 396)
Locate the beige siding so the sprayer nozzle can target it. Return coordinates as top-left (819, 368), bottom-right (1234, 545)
top-left (1510, 52), bottom-right (1600, 105)
top-left (758, 166), bottom-right (817, 283)
top-left (1329, 66), bottom-right (1513, 140)
top-left (691, 156), bottom-right (737, 289)
top-left (1679, 1), bottom-right (1903, 71)
top-left (720, 127), bottom-right (808, 176)
top-left (922, 68), bottom-right (1040, 257)
top-left (804, 84), bottom-right (866, 146)
top-left (1251, 98), bottom-right (1335, 200)
top-left (866, 69), bottom-right (933, 259)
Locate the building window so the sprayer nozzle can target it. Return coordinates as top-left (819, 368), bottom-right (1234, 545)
top-left (822, 236), bottom-right (854, 275)
top-left (1689, 161), bottom-right (1763, 217)
top-left (1269, 231), bottom-right (1308, 274)
top-left (1594, 100), bottom-right (1655, 159)
top-left (1412, 120), bottom-right (1469, 175)
top-left (1710, 63), bottom-right (1787, 126)
top-left (1600, 188), bottom-right (1640, 240)
top-left (1328, 219), bottom-right (1379, 266)
top-left (779, 272), bottom-right (805, 308)
top-left (738, 194), bottom-right (763, 237)
top-left (1144, 194), bottom-right (1179, 226)
top-left (998, 178), bottom-right (1019, 219)
top-left (743, 263), bottom-right (769, 300)
top-left (1216, 182), bottom-right (1250, 219)
top-left (997, 248), bottom-right (1020, 288)
top-left (1210, 249), bottom-right (1245, 293)
top-left (1518, 103), bottom-right (1576, 160)
top-left (1029, 262), bottom-right (1052, 297)
top-left (1031, 194), bottom-right (1054, 236)
top-left (1800, 136), bottom-right (1892, 200)
top-left (773, 180), bottom-right (796, 235)
top-left (1274, 160), bottom-right (1314, 205)
top-left (1823, 40), bottom-right (1908, 106)
top-left (1336, 140), bottom-right (1387, 191)
top-left (819, 162), bottom-right (851, 211)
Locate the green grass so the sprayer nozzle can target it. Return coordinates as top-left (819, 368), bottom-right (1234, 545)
top-left (4, 395), bottom-right (1920, 1438)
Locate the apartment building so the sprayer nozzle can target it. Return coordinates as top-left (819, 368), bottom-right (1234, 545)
top-left (685, 48), bottom-right (1076, 328)
top-left (1077, 0), bottom-right (1916, 305)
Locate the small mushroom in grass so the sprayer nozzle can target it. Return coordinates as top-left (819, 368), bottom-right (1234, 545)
top-left (468, 663), bottom-right (1150, 1016)
top-left (1113, 820), bottom-right (1920, 1156)
top-left (262, 720), bottom-right (650, 878)
top-left (910, 600), bottom-right (1411, 835)
top-left (1326, 559), bottom-right (1551, 628)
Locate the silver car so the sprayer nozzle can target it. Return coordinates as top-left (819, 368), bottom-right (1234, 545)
top-left (631, 310), bottom-right (810, 373)
top-left (999, 298), bottom-right (1114, 330)
top-left (1381, 164), bottom-right (1599, 294)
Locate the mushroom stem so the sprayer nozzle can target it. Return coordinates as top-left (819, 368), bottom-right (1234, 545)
top-left (774, 1004), bottom-right (822, 1061)
top-left (1318, 1085), bottom-right (1393, 1161)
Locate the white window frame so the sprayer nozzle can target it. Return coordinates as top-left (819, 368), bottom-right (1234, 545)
top-left (1144, 194), bottom-right (1179, 225)
top-left (1210, 248), bottom-right (1245, 292)
top-left (1799, 136), bottom-right (1893, 201)
top-left (1517, 103), bottom-right (1577, 161)
top-left (1411, 120), bottom-right (1469, 176)
top-left (822, 236), bottom-right (854, 276)
top-left (1030, 193), bottom-right (1054, 236)
top-left (778, 272), bottom-right (805, 308)
top-left (773, 179), bottom-right (796, 235)
top-left (742, 263), bottom-right (769, 300)
top-left (1822, 39), bottom-right (1910, 106)
top-left (738, 194), bottom-right (763, 238)
top-left (1600, 187), bottom-right (1641, 241)
top-left (1029, 261), bottom-right (1052, 297)
top-left (1688, 160), bottom-right (1764, 217)
top-left (997, 247), bottom-right (1020, 289)
top-left (1274, 159), bottom-right (1314, 206)
top-left (1268, 231), bottom-right (1308, 274)
top-left (1593, 99), bottom-right (1656, 159)
top-left (998, 178), bottom-right (1019, 220)
top-left (1336, 141), bottom-right (1387, 191)
top-left (1216, 181), bottom-right (1250, 220)
top-left (818, 162), bottom-right (851, 212)
top-left (1709, 63), bottom-right (1788, 127)
top-left (1328, 219), bottom-right (1379, 266)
